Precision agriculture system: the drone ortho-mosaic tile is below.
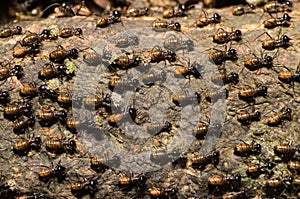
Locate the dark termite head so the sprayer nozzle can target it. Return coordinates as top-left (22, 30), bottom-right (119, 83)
top-left (168, 50), bottom-right (176, 61)
top-left (174, 22), bottom-right (181, 31)
top-left (228, 48), bottom-right (237, 56)
top-left (230, 72), bottom-right (239, 84)
top-left (103, 94), bottom-right (112, 104)
top-left (170, 188), bottom-right (178, 194)
top-left (35, 136), bottom-right (42, 143)
top-left (253, 144), bottom-right (261, 154)
top-left (213, 13), bottom-right (221, 21)
top-left (41, 29), bottom-right (51, 37)
top-left (57, 64), bottom-right (67, 72)
top-left (76, 28), bottom-right (83, 35)
top-left (285, 0), bottom-right (293, 7)
top-left (234, 174), bottom-right (241, 183)
top-left (70, 48), bottom-right (79, 59)
top-left (69, 140), bottom-right (76, 148)
top-left (134, 57), bottom-right (142, 65)
top-left (178, 4), bottom-right (186, 11)
top-left (286, 108), bottom-right (292, 114)
top-left (235, 30), bottom-right (242, 36)
top-left (283, 13), bottom-right (291, 21)
top-left (89, 180), bottom-right (97, 187)
top-left (261, 86), bottom-right (268, 95)
top-left (265, 55), bottom-right (273, 63)
top-left (16, 26), bottom-right (22, 34)
top-left (296, 145), bottom-right (300, 153)
top-left (249, 4), bottom-right (255, 9)
top-left (13, 65), bottom-right (23, 74)
top-left (282, 35), bottom-right (292, 42)
top-left (266, 162), bottom-right (275, 170)
top-left (55, 164), bottom-right (66, 173)
top-left (255, 111), bottom-right (261, 118)
top-left (113, 10), bottom-right (121, 18)
top-left (1, 91), bottom-right (9, 98)
top-left (25, 102), bottom-right (33, 110)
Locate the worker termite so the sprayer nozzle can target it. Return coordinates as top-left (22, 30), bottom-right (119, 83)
top-left (151, 19), bottom-right (181, 32)
top-left (0, 26), bottom-right (22, 38)
top-left (71, 177), bottom-right (98, 197)
top-left (13, 115), bottom-right (35, 134)
top-left (205, 89), bottom-right (228, 103)
top-left (0, 64), bottom-right (23, 80)
top-left (4, 102), bottom-right (32, 119)
top-left (191, 151), bottom-right (219, 170)
top-left (162, 4), bottom-right (187, 18)
top-left (83, 49), bottom-right (112, 66)
top-left (96, 10), bottom-right (121, 28)
top-left (38, 63), bottom-right (70, 80)
top-left (149, 187), bottom-right (178, 198)
top-left (66, 118), bottom-right (94, 133)
top-left (108, 53), bottom-right (142, 71)
top-left (278, 65), bottom-right (300, 83)
top-left (246, 162), bottom-right (275, 178)
top-left (163, 34), bottom-right (194, 52)
top-left (172, 91), bottom-right (201, 107)
top-left (42, 1), bottom-right (91, 17)
top-left (37, 108), bottom-right (67, 126)
top-left (238, 86), bottom-right (268, 99)
top-left (58, 27), bottom-right (82, 38)
top-left (90, 155), bottom-right (120, 171)
top-left (150, 148), bottom-right (180, 165)
top-left (115, 35), bottom-right (139, 48)
top-left (147, 46), bottom-right (177, 63)
top-left (108, 77), bottom-right (139, 91)
top-left (45, 138), bottom-right (76, 154)
top-left (12, 134), bottom-right (41, 155)
top-left (49, 45), bottom-right (78, 63)
top-left (118, 174), bottom-right (147, 188)
top-left (243, 52), bottom-right (274, 71)
top-left (265, 176), bottom-right (293, 196)
top-left (142, 71), bottom-right (166, 86)
top-left (19, 29), bottom-right (50, 46)
top-left (263, 0), bottom-right (293, 14)
top-left (263, 13), bottom-right (292, 29)
top-left (126, 7), bottom-right (148, 17)
top-left (255, 32), bottom-right (292, 50)
top-left (195, 10), bottom-right (221, 28)
top-left (213, 28), bottom-right (242, 44)
top-left (144, 121), bottom-right (172, 135)
top-left (108, 107), bottom-right (137, 126)
top-left (232, 4), bottom-right (255, 16)
top-left (15, 192), bottom-right (51, 199)
top-left (234, 141), bottom-right (261, 156)
top-left (211, 69), bottom-right (239, 85)
top-left (13, 43), bottom-right (40, 58)
top-left (274, 143), bottom-right (300, 158)
top-left (209, 46), bottom-right (238, 65)
top-left (38, 160), bottom-right (67, 182)
top-left (174, 61), bottom-right (202, 79)
top-left (84, 95), bottom-right (103, 109)
top-left (222, 191), bottom-right (246, 199)
top-left (208, 174), bottom-right (241, 193)
top-left (237, 111), bottom-right (261, 124)
top-left (267, 107), bottom-right (292, 126)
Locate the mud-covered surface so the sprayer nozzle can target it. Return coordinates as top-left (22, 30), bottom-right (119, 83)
top-left (0, 1), bottom-right (300, 199)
